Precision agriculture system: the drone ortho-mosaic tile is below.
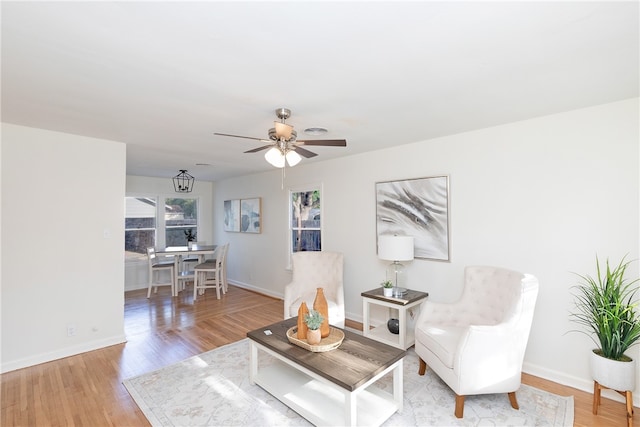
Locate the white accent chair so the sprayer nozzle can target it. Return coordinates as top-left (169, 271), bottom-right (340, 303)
top-left (146, 247), bottom-right (176, 298)
top-left (283, 251), bottom-right (345, 328)
top-left (414, 266), bottom-right (539, 418)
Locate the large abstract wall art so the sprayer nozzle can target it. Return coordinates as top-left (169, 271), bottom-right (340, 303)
top-left (376, 175), bottom-right (450, 261)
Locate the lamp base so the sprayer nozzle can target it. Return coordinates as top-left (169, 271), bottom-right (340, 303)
top-left (392, 287), bottom-right (407, 297)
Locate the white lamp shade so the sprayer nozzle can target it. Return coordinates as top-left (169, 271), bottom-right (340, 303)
top-left (378, 235), bottom-right (414, 261)
top-left (264, 147), bottom-right (285, 168)
top-left (286, 150), bottom-right (302, 166)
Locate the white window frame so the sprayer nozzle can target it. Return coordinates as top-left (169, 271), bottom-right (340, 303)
top-left (288, 183), bottom-right (323, 263)
top-left (125, 194), bottom-right (200, 262)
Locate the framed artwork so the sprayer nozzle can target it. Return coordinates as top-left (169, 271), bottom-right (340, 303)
top-left (223, 199), bottom-right (240, 232)
top-left (376, 175), bottom-right (450, 261)
top-left (240, 198), bottom-right (261, 233)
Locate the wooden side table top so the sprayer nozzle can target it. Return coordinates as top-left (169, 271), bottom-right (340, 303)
top-left (247, 317), bottom-right (406, 391)
top-left (361, 288), bottom-right (429, 306)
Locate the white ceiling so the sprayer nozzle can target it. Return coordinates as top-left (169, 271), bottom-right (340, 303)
top-left (2, 1), bottom-right (638, 182)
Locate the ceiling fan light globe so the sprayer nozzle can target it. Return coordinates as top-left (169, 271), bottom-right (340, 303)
top-left (265, 147), bottom-right (285, 168)
top-left (286, 150), bottom-right (302, 167)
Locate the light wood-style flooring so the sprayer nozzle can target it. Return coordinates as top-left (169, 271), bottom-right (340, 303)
top-left (1, 285), bottom-right (636, 426)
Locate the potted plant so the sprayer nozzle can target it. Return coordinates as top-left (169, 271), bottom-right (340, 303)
top-left (570, 255), bottom-right (640, 392)
top-left (304, 309), bottom-right (325, 345)
top-left (381, 280), bottom-right (394, 297)
top-left (184, 229), bottom-right (196, 248)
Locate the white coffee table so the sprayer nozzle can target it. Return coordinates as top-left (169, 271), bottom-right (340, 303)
top-left (247, 318), bottom-right (406, 427)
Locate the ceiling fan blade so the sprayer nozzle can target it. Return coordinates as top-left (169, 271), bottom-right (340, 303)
top-left (274, 122), bottom-right (293, 140)
top-left (296, 139), bottom-right (347, 147)
top-left (244, 145), bottom-right (274, 154)
top-left (293, 146), bottom-right (318, 158)
top-left (214, 132), bottom-right (270, 143)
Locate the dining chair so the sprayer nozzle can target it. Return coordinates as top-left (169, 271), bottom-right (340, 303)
top-left (193, 243), bottom-right (228, 301)
top-left (177, 264), bottom-right (196, 293)
top-left (181, 241), bottom-right (207, 271)
top-left (146, 247), bottom-right (176, 297)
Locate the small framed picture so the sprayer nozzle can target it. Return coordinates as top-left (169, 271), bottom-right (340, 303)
top-left (223, 199), bottom-right (240, 232)
top-left (240, 198), bottom-right (261, 233)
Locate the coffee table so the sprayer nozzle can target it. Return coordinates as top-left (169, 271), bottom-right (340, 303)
top-left (247, 317), bottom-right (406, 426)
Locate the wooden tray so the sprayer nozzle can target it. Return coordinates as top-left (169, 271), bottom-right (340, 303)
top-left (286, 326), bottom-right (344, 352)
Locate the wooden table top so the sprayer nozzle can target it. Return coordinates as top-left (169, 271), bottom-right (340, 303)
top-left (361, 288), bottom-right (429, 305)
top-left (247, 317), bottom-right (406, 391)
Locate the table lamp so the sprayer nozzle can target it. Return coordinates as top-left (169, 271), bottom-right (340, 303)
top-left (378, 235), bottom-right (414, 297)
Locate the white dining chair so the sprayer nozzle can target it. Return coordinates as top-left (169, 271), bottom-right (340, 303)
top-left (181, 241), bottom-right (207, 272)
top-left (146, 247), bottom-right (176, 297)
top-left (193, 243), bottom-right (228, 301)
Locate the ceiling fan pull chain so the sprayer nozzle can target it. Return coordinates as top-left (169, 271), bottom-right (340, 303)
top-left (281, 164), bottom-right (285, 190)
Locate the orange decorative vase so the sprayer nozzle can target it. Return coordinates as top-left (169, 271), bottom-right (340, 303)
top-left (307, 328), bottom-right (322, 345)
top-left (297, 302), bottom-right (309, 339)
top-left (313, 287), bottom-right (330, 338)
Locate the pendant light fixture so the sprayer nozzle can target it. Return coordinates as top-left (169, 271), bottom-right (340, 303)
top-left (172, 169), bottom-right (195, 193)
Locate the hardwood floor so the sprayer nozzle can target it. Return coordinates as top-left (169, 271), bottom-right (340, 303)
top-left (1, 285), bottom-right (636, 426)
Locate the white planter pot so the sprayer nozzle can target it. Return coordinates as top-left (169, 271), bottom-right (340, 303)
top-left (590, 349), bottom-right (636, 391)
top-left (383, 287), bottom-right (393, 297)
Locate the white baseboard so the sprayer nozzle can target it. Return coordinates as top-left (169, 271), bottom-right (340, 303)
top-left (1, 334), bottom-right (127, 374)
top-left (228, 279), bottom-right (283, 300)
top-left (523, 361), bottom-right (639, 407)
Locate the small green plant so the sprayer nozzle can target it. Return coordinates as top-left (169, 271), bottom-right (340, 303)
top-left (570, 255), bottom-right (640, 361)
top-left (381, 280), bottom-right (393, 289)
top-left (184, 229), bottom-right (196, 242)
top-left (304, 309), bottom-right (324, 331)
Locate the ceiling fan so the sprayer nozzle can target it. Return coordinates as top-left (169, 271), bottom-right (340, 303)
top-left (214, 108), bottom-right (347, 168)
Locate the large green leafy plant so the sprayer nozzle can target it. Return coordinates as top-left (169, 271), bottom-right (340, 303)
top-left (570, 256), bottom-right (640, 361)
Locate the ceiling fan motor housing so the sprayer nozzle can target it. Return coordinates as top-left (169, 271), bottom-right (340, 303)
top-left (275, 108), bottom-right (291, 121)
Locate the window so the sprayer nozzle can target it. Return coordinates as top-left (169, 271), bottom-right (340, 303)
top-left (290, 187), bottom-right (322, 254)
top-left (124, 196), bottom-right (198, 261)
top-left (165, 197), bottom-right (198, 246)
top-left (125, 197), bottom-right (157, 259)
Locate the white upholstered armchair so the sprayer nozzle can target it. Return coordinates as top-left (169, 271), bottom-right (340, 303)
top-left (283, 251), bottom-right (345, 328)
top-left (414, 266), bottom-right (539, 418)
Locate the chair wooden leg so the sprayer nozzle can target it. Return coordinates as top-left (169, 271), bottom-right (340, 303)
top-left (508, 391), bottom-right (519, 410)
top-left (418, 358), bottom-right (427, 375)
top-left (454, 394), bottom-right (465, 418)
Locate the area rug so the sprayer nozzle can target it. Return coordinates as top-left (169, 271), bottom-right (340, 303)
top-left (123, 339), bottom-right (574, 426)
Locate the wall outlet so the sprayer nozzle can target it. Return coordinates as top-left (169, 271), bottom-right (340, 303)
top-left (67, 324), bottom-right (76, 337)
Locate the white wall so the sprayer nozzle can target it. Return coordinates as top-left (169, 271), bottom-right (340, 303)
top-left (1, 123), bottom-right (127, 373)
top-left (214, 99), bottom-right (639, 401)
top-left (125, 175), bottom-right (214, 291)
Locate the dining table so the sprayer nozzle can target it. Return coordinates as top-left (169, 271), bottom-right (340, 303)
top-left (155, 244), bottom-right (217, 295)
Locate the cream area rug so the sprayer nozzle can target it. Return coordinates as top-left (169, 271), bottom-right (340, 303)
top-left (123, 339), bottom-right (574, 427)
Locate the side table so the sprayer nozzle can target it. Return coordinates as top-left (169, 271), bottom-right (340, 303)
top-left (361, 288), bottom-right (429, 350)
